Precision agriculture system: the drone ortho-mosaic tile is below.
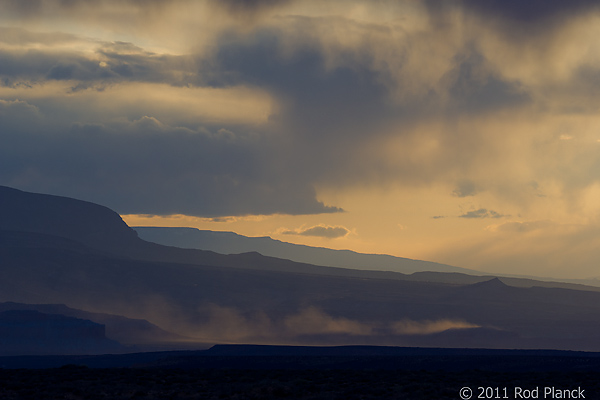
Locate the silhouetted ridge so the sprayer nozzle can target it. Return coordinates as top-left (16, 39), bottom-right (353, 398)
top-left (0, 186), bottom-right (306, 268)
top-left (0, 302), bottom-right (186, 345)
top-left (7, 185), bottom-right (600, 352)
top-left (446, 277), bottom-right (518, 302)
top-left (0, 310), bottom-right (123, 355)
top-left (0, 185), bottom-right (138, 255)
top-left (471, 277), bottom-right (508, 289)
top-left (134, 226), bottom-right (479, 274)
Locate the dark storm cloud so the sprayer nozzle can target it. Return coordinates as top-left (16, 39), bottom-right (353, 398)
top-left (446, 49), bottom-right (529, 114)
top-left (1, 0), bottom-right (43, 17)
top-left (459, 209), bottom-right (505, 219)
top-left (283, 225), bottom-right (350, 239)
top-left (210, 28), bottom-right (396, 184)
top-left (208, 23), bottom-right (537, 188)
top-left (0, 104), bottom-right (340, 216)
top-left (3, 4), bottom-right (594, 219)
top-left (430, 0), bottom-right (600, 40)
top-left (0, 18), bottom-right (543, 217)
top-left (457, 0), bottom-right (600, 24)
top-left (213, 29), bottom-right (391, 123)
top-left (212, 0), bottom-right (292, 14)
top-left (2, 0), bottom-right (180, 16)
top-left (0, 25), bottom-right (354, 217)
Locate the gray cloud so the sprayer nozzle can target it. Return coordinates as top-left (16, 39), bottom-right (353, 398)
top-left (1, 0), bottom-right (179, 17)
top-left (2, 4), bottom-right (600, 220)
top-left (452, 180), bottom-right (479, 197)
top-left (427, 0), bottom-right (600, 40)
top-left (0, 27), bottom-right (354, 217)
top-left (0, 104), bottom-right (341, 216)
top-left (459, 209), bottom-right (505, 219)
top-left (211, 0), bottom-right (292, 15)
top-left (458, 0), bottom-right (600, 25)
top-left (445, 49), bottom-right (530, 114)
top-left (206, 27), bottom-right (406, 188)
top-left (283, 225), bottom-right (350, 239)
top-left (495, 220), bottom-right (555, 233)
top-left (0, 38), bottom-right (199, 88)
top-left (0, 26), bottom-right (80, 46)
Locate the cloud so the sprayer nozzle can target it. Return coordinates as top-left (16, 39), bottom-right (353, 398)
top-left (0, 110), bottom-right (341, 217)
top-left (0, 99), bottom-right (41, 133)
top-left (456, 0), bottom-right (600, 28)
top-left (0, 98), bottom-right (40, 118)
top-left (492, 220), bottom-right (555, 233)
top-left (2, 1), bottom-right (600, 223)
top-left (0, 26), bottom-right (80, 46)
top-left (452, 180), bottom-right (479, 197)
top-left (459, 209), bottom-right (505, 219)
top-left (1, 0), bottom-right (181, 18)
top-left (283, 225), bottom-right (350, 239)
top-left (210, 0), bottom-right (293, 19)
top-left (449, 52), bottom-right (530, 114)
top-left (0, 35), bottom-right (200, 88)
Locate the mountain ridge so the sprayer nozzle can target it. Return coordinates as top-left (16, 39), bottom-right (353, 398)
top-left (0, 309), bottom-right (123, 355)
top-left (133, 226), bottom-right (478, 275)
top-left (0, 301), bottom-right (188, 346)
top-left (4, 185), bottom-right (600, 351)
top-left (133, 226), bottom-right (600, 292)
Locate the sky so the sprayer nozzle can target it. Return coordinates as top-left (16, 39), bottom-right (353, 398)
top-left (2, 0), bottom-right (600, 279)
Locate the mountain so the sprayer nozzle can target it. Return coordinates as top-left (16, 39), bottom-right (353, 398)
top-left (0, 185), bottom-right (138, 256)
top-left (2, 185), bottom-right (592, 291)
top-left (0, 185), bottom-right (460, 279)
top-left (0, 310), bottom-right (123, 355)
top-left (133, 226), bottom-right (478, 275)
top-left (3, 185), bottom-right (600, 351)
top-left (133, 226), bottom-right (600, 292)
top-left (4, 227), bottom-right (600, 350)
top-left (0, 302), bottom-right (187, 346)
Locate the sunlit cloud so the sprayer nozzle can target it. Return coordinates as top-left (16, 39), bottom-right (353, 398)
top-left (282, 225), bottom-right (350, 239)
top-left (459, 209), bottom-right (505, 219)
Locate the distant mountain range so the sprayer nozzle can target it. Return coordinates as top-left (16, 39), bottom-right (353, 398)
top-left (133, 226), bottom-right (600, 290)
top-left (134, 227), bottom-right (478, 275)
top-left (3, 184), bottom-right (600, 352)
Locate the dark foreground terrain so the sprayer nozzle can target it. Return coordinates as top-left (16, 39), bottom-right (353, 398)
top-left (0, 367), bottom-right (597, 400)
top-left (1, 346), bottom-right (600, 399)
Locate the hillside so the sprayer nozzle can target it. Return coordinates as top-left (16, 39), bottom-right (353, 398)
top-left (0, 310), bottom-right (123, 355)
top-left (3, 185), bottom-right (600, 351)
top-left (0, 302), bottom-right (187, 346)
top-left (134, 226), bottom-right (477, 274)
